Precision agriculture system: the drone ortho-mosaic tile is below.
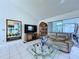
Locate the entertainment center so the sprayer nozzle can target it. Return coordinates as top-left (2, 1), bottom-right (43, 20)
top-left (24, 24), bottom-right (38, 42)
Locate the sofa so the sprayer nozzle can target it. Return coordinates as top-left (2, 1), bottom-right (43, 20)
top-left (47, 33), bottom-right (74, 53)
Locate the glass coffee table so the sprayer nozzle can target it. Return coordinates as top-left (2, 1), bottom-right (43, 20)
top-left (27, 42), bottom-right (60, 59)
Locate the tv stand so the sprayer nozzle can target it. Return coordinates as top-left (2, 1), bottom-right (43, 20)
top-left (24, 32), bottom-right (38, 42)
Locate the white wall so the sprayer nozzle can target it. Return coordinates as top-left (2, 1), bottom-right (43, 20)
top-left (0, 0), bottom-right (38, 44)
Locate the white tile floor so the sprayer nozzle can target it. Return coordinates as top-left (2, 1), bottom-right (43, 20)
top-left (0, 40), bottom-right (79, 59)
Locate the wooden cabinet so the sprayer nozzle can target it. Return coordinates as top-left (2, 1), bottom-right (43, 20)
top-left (27, 34), bottom-right (32, 41)
top-left (24, 33), bottom-right (33, 42)
top-left (24, 32), bottom-right (39, 42)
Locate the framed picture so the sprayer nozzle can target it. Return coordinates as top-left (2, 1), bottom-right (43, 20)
top-left (6, 19), bottom-right (22, 41)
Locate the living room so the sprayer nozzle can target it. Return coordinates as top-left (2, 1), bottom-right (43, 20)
top-left (0, 0), bottom-right (79, 59)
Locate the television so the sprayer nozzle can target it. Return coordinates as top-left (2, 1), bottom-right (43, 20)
top-left (24, 24), bottom-right (37, 33)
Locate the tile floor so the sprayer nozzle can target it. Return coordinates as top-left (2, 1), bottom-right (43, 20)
top-left (0, 40), bottom-right (79, 59)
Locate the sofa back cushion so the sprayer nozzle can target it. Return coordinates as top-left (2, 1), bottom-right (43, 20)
top-left (48, 33), bottom-right (71, 41)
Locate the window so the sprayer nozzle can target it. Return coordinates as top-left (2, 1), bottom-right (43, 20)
top-left (52, 21), bottom-right (63, 32)
top-left (48, 17), bottom-right (79, 33)
top-left (48, 22), bottom-right (52, 32)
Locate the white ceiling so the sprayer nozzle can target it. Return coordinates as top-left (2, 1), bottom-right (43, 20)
top-left (10, 0), bottom-right (79, 20)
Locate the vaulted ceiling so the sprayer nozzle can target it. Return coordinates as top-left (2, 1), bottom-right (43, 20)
top-left (10, 0), bottom-right (79, 20)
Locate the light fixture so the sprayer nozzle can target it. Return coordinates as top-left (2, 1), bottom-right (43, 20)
top-left (60, 0), bottom-right (65, 4)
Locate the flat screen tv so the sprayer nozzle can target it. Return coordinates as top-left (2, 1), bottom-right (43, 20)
top-left (24, 24), bottom-right (37, 33)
